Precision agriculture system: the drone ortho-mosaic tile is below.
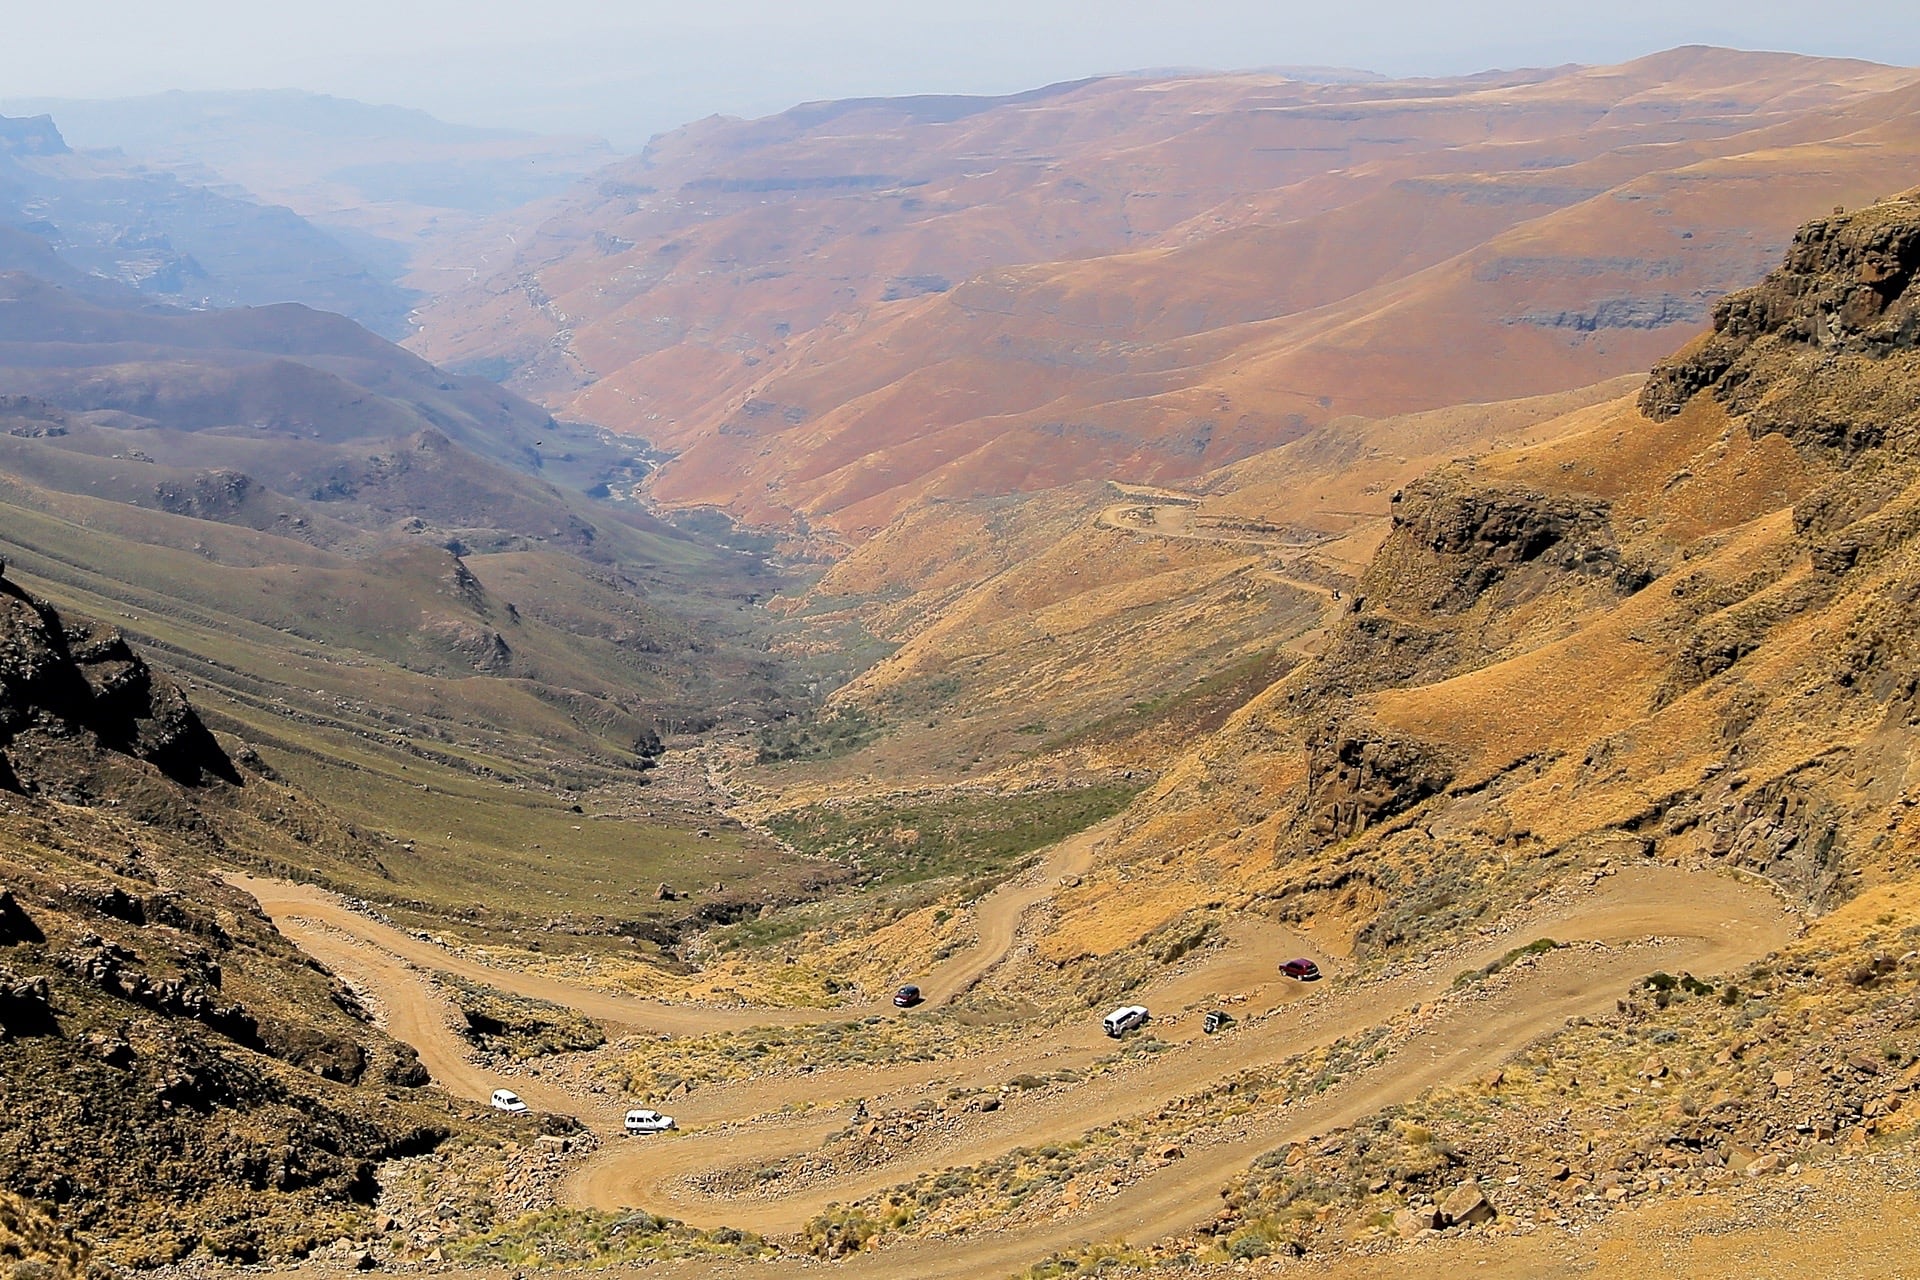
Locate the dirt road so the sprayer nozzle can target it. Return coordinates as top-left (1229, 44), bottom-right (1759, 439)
top-left (233, 859), bottom-right (1794, 1276)
top-left (567, 868), bottom-right (1791, 1244)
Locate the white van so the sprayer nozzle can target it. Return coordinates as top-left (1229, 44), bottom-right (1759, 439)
top-left (1102, 1005), bottom-right (1149, 1037)
top-left (489, 1089), bottom-right (529, 1113)
top-left (624, 1108), bottom-right (676, 1134)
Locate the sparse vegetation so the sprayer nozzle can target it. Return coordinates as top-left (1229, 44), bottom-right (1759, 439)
top-left (1043, 651), bottom-right (1295, 754)
top-left (442, 1208), bottom-right (773, 1268)
top-left (610, 1016), bottom-right (1015, 1093)
top-left (755, 705), bottom-right (881, 764)
top-left (765, 783), bottom-right (1141, 886)
top-left (1454, 937), bottom-right (1563, 988)
top-left (439, 974), bottom-right (605, 1059)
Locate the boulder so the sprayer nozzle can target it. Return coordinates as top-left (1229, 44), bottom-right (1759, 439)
top-left (1440, 1182), bottom-right (1496, 1227)
top-left (1392, 1207), bottom-right (1441, 1237)
top-left (1744, 1153), bottom-right (1789, 1177)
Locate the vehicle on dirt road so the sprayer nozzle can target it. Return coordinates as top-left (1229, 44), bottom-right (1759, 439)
top-left (1203, 1010), bottom-right (1234, 1034)
top-left (1102, 1004), bottom-right (1149, 1037)
top-left (893, 984), bottom-right (923, 1008)
top-left (1281, 958), bottom-right (1322, 980)
top-left (624, 1108), bottom-right (676, 1134)
top-left (489, 1089), bottom-right (528, 1113)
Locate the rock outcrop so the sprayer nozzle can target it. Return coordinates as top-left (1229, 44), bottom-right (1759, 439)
top-left (0, 562), bottom-right (235, 788)
top-left (1642, 194), bottom-right (1920, 456)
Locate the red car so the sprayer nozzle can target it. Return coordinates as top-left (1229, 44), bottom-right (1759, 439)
top-left (893, 984), bottom-right (923, 1008)
top-left (1280, 959), bottom-right (1321, 981)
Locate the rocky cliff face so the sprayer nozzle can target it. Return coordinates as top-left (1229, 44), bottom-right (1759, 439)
top-left (0, 115), bottom-right (68, 157)
top-left (0, 561), bottom-right (235, 791)
top-left (1642, 196), bottom-right (1920, 450)
top-left (1076, 193), bottom-right (1920, 946)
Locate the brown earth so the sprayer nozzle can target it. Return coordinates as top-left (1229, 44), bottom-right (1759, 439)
top-left (411, 49), bottom-right (1920, 540)
top-left (0, 577), bottom-right (462, 1267)
top-left (235, 831), bottom-right (1791, 1274)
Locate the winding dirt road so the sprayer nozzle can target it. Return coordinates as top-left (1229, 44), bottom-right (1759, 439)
top-left (233, 854), bottom-right (1795, 1277)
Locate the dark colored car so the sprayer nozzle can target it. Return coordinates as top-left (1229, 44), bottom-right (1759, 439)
top-left (893, 984), bottom-right (923, 1008)
top-left (1203, 1010), bottom-right (1234, 1035)
top-left (1280, 958), bottom-right (1322, 981)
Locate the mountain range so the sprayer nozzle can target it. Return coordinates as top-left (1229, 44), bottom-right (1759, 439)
top-left (1, 90), bottom-right (618, 272)
top-left (411, 48), bottom-right (1920, 542)
top-left (9, 42), bottom-right (1920, 1280)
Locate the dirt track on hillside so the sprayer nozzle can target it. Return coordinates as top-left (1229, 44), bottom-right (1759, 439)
top-left (234, 859), bottom-right (1794, 1276)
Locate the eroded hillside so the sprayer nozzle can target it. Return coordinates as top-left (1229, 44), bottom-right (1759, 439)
top-left (1063, 193), bottom-right (1920, 954)
top-left (413, 49), bottom-right (1920, 538)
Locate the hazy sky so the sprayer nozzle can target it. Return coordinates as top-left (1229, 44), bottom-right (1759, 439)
top-left (8, 1), bottom-right (1915, 145)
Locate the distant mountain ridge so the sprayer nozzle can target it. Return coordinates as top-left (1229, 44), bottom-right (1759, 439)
top-left (0, 111), bottom-right (415, 333)
top-left (409, 47), bottom-right (1920, 540)
top-left (2, 90), bottom-right (619, 272)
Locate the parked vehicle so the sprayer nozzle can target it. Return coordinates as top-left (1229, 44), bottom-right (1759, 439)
top-left (1203, 1010), bottom-right (1234, 1034)
top-left (624, 1108), bottom-right (675, 1134)
top-left (1102, 1004), bottom-right (1149, 1037)
top-left (1281, 958), bottom-right (1322, 981)
top-left (893, 984), bottom-right (923, 1008)
top-left (489, 1089), bottom-right (528, 1113)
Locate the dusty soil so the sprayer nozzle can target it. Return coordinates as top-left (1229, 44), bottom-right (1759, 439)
top-left (234, 840), bottom-right (1796, 1277)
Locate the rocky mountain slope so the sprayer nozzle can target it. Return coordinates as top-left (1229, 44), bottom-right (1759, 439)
top-left (411, 48), bottom-right (1920, 538)
top-left (0, 568), bottom-right (461, 1266)
top-left (15, 53), bottom-right (1920, 1280)
top-left (1079, 192), bottom-right (1920, 947)
top-left (706, 190), bottom-right (1920, 1280)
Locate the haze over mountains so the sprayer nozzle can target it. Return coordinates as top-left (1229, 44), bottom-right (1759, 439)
top-left (0, 111), bottom-right (414, 332)
top-left (10, 34), bottom-right (1920, 1280)
top-left (1, 90), bottom-right (617, 268)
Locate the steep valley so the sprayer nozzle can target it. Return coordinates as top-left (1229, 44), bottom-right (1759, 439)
top-left (0, 272), bottom-right (836, 956)
top-left (11, 47), bottom-right (1920, 1280)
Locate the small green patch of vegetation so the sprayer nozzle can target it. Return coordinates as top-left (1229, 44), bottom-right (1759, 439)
top-left (765, 783), bottom-right (1142, 886)
top-left (1454, 937), bottom-right (1563, 988)
top-left (803, 1205), bottom-right (881, 1259)
top-left (1020, 1241), bottom-right (1154, 1278)
top-left (756, 705), bottom-right (881, 764)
